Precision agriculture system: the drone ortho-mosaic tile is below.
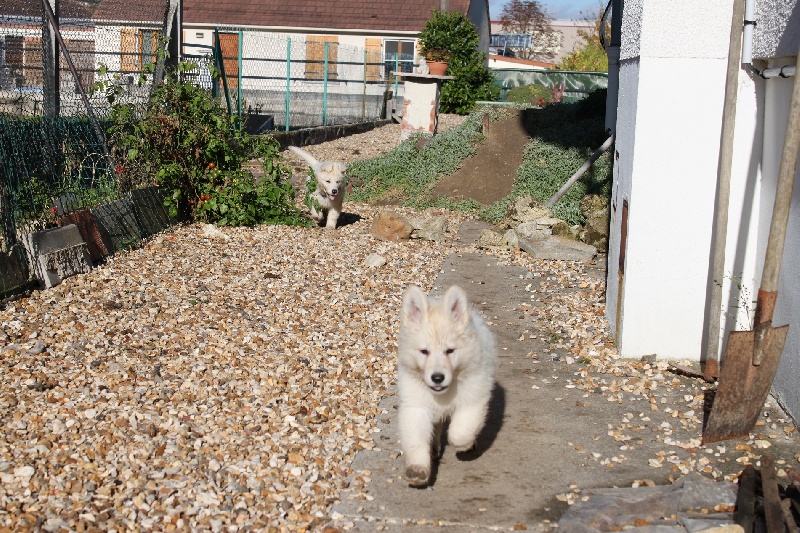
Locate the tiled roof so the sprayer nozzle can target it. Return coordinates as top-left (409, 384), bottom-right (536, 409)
top-left (3, 0), bottom-right (95, 20)
top-left (92, 0), bottom-right (164, 23)
top-left (183, 0), bottom-right (471, 31)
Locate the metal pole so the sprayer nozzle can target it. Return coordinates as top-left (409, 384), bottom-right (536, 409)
top-left (41, 0), bottom-right (111, 166)
top-left (285, 37), bottom-right (291, 132)
top-left (41, 0), bottom-right (59, 117)
top-left (323, 42), bottom-right (329, 126)
top-left (362, 49), bottom-right (367, 122)
top-left (237, 29), bottom-right (243, 124)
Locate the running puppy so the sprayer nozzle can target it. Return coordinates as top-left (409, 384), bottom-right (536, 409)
top-left (288, 146), bottom-right (347, 229)
top-left (397, 285), bottom-right (497, 486)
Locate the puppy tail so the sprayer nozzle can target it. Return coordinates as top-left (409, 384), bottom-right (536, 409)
top-left (288, 146), bottom-right (319, 167)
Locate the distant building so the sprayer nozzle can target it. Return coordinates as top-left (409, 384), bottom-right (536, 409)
top-left (490, 19), bottom-right (595, 65)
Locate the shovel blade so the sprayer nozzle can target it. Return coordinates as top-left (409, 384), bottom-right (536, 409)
top-left (702, 325), bottom-right (789, 444)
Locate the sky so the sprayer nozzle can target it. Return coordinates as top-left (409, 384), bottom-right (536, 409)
top-left (488, 0), bottom-right (603, 21)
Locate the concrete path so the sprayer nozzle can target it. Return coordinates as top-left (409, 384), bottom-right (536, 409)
top-left (329, 220), bottom-right (800, 531)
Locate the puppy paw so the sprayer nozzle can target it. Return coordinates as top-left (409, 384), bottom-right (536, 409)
top-left (404, 465), bottom-right (430, 486)
top-left (451, 441), bottom-right (476, 453)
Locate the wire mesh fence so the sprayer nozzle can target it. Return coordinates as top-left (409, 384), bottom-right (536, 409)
top-left (1, 0), bottom-right (175, 298)
top-left (182, 28), bottom-right (410, 131)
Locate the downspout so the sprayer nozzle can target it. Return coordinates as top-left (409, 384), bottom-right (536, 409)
top-left (742, 0), bottom-right (796, 79)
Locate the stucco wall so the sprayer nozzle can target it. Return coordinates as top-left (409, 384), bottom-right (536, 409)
top-left (762, 73), bottom-right (800, 423)
top-left (753, 0), bottom-right (800, 59)
top-left (608, 0), bottom-right (763, 359)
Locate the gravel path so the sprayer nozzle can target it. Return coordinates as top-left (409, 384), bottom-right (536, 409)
top-left (1, 201), bottom-right (473, 530)
top-left (3, 116), bottom-right (798, 532)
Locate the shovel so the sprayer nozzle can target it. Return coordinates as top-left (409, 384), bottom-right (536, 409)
top-left (703, 47), bottom-right (800, 444)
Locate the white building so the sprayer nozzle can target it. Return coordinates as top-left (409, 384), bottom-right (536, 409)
top-left (607, 0), bottom-right (800, 423)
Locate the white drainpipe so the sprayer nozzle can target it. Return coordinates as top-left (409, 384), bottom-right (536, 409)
top-left (742, 0), bottom-right (796, 79)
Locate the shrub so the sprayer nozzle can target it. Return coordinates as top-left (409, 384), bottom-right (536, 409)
top-left (103, 63), bottom-right (309, 227)
top-left (505, 84), bottom-right (554, 106)
top-left (418, 10), bottom-right (500, 114)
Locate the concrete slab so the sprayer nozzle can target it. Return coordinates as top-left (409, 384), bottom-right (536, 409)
top-left (22, 224), bottom-right (92, 288)
top-left (518, 235), bottom-right (597, 261)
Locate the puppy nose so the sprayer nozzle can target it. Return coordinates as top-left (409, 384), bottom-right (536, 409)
top-left (331, 189), bottom-right (338, 195)
top-left (431, 373), bottom-right (445, 384)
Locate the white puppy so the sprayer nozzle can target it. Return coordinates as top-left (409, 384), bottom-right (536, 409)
top-left (397, 285), bottom-right (497, 486)
top-left (288, 146), bottom-right (347, 229)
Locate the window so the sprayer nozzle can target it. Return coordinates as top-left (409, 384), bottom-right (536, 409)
top-left (305, 36), bottom-right (339, 80)
top-left (383, 39), bottom-right (415, 77)
top-left (490, 34), bottom-right (532, 48)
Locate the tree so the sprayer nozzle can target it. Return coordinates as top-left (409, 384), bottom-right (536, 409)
top-left (557, 5), bottom-right (610, 72)
top-left (498, 0), bottom-right (558, 62)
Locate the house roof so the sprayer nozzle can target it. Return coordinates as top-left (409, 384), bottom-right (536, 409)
top-left (4, 0), bottom-right (95, 20)
top-left (183, 0), bottom-right (471, 31)
top-left (93, 0), bottom-right (473, 32)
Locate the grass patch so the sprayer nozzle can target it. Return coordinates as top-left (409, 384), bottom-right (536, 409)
top-left (347, 105), bottom-right (508, 208)
top-left (348, 90), bottom-right (611, 226)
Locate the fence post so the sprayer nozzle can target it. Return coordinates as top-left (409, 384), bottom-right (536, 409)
top-left (362, 50), bottom-right (367, 122)
top-left (285, 37), bottom-right (291, 132)
top-left (323, 42), bottom-right (329, 126)
top-left (41, 0), bottom-right (60, 117)
top-left (237, 29), bottom-right (243, 123)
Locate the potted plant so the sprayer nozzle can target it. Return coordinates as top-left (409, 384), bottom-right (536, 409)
top-left (417, 9), bottom-right (457, 75)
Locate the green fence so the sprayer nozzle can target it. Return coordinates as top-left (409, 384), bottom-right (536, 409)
top-left (492, 69), bottom-right (608, 103)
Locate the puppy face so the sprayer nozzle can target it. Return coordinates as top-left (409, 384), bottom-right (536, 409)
top-left (314, 162), bottom-right (347, 201)
top-left (399, 286), bottom-right (472, 394)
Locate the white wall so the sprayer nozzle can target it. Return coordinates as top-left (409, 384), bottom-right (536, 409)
top-left (607, 0), bottom-right (763, 359)
top-left (763, 69), bottom-right (800, 422)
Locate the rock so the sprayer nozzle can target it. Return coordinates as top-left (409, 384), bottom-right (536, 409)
top-left (551, 221), bottom-right (576, 239)
top-left (518, 235), bottom-right (597, 261)
top-left (579, 194), bottom-right (608, 219)
top-left (409, 216), bottom-right (447, 242)
top-left (505, 195), bottom-right (551, 226)
top-left (504, 229), bottom-right (519, 249)
top-left (202, 224), bottom-right (230, 241)
top-left (477, 229), bottom-right (508, 248)
top-left (364, 253), bottom-right (386, 268)
top-left (370, 211), bottom-right (413, 241)
top-left (579, 194), bottom-right (610, 251)
top-left (516, 222), bottom-right (549, 240)
top-left (535, 217), bottom-right (563, 230)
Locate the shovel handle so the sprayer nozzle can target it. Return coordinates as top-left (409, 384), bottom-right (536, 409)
top-left (753, 289), bottom-right (778, 365)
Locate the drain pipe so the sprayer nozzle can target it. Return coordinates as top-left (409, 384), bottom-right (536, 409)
top-left (742, 0), bottom-right (796, 79)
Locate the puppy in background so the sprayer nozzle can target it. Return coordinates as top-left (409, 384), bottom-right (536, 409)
top-left (288, 146), bottom-right (347, 229)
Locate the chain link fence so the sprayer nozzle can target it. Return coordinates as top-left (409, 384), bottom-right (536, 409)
top-left (183, 28), bottom-right (407, 132)
top-left (1, 0), bottom-right (175, 298)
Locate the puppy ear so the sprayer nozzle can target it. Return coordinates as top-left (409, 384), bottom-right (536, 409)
top-left (402, 285), bottom-right (428, 325)
top-left (443, 285), bottom-right (470, 325)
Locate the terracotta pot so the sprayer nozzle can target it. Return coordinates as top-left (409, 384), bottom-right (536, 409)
top-left (427, 61), bottom-right (449, 76)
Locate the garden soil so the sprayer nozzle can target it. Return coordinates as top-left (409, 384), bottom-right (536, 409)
top-left (433, 109), bottom-right (530, 206)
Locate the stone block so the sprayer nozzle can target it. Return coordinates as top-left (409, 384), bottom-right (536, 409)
top-left (22, 224), bottom-right (92, 288)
